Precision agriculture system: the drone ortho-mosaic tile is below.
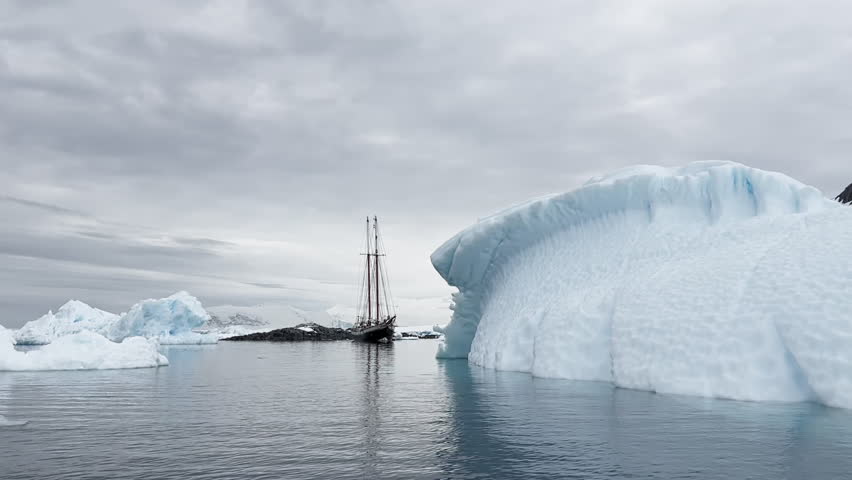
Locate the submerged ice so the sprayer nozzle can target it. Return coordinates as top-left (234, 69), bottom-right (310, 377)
top-left (432, 161), bottom-right (852, 409)
top-left (14, 292), bottom-right (215, 345)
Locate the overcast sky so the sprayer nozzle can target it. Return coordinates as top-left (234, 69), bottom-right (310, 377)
top-left (2, 0), bottom-right (852, 326)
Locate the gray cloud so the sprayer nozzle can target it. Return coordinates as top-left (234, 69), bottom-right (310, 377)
top-left (0, 195), bottom-right (88, 216)
top-left (2, 0), bottom-right (852, 326)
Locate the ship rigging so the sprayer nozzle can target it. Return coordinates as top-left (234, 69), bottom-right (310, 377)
top-left (352, 216), bottom-right (396, 343)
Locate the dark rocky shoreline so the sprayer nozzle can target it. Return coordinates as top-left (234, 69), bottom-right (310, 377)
top-left (222, 323), bottom-right (353, 342)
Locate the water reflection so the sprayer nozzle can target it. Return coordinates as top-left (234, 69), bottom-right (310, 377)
top-left (437, 360), bottom-right (524, 478)
top-left (355, 343), bottom-right (394, 478)
top-left (440, 359), bottom-right (852, 479)
top-left (3, 341), bottom-right (852, 479)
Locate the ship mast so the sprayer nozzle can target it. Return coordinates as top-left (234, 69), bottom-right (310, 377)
top-left (356, 216), bottom-right (395, 330)
top-left (374, 215), bottom-right (380, 324)
top-left (365, 216), bottom-right (372, 326)
top-left (353, 215), bottom-right (399, 338)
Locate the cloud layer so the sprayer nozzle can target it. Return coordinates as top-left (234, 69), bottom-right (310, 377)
top-left (2, 0), bottom-right (852, 325)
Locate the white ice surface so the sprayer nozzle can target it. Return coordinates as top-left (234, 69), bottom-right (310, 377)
top-left (0, 327), bottom-right (167, 371)
top-left (15, 301), bottom-right (119, 345)
top-left (396, 324), bottom-right (447, 335)
top-left (14, 292), bottom-right (215, 345)
top-left (431, 161), bottom-right (852, 408)
top-left (107, 292), bottom-right (214, 344)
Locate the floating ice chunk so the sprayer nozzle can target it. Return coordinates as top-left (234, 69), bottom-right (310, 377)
top-left (0, 327), bottom-right (167, 371)
top-left (431, 161), bottom-right (852, 408)
top-left (396, 324), bottom-right (447, 335)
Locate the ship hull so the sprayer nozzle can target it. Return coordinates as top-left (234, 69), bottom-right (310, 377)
top-left (351, 321), bottom-right (395, 343)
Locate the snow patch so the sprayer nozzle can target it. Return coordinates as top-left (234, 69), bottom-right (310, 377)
top-left (206, 303), bottom-right (352, 339)
top-left (396, 324), bottom-right (447, 335)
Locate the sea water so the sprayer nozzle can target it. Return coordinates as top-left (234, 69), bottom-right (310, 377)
top-left (1, 340), bottom-right (851, 479)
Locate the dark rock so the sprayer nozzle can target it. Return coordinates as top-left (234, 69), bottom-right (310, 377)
top-left (221, 323), bottom-right (353, 342)
top-left (836, 183), bottom-right (852, 205)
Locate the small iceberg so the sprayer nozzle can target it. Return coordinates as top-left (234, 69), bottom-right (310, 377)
top-left (14, 292), bottom-right (215, 345)
top-left (107, 292), bottom-right (215, 345)
top-left (0, 327), bottom-right (167, 371)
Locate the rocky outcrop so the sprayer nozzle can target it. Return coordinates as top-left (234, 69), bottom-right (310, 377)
top-left (221, 323), bottom-right (352, 342)
top-left (836, 183), bottom-right (852, 204)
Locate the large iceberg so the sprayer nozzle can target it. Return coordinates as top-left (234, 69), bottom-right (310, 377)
top-left (431, 161), bottom-right (852, 409)
top-left (14, 292), bottom-right (215, 345)
top-left (0, 327), bottom-right (167, 370)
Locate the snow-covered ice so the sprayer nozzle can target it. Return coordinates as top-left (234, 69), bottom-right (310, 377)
top-left (396, 324), bottom-right (446, 335)
top-left (3, 292), bottom-right (204, 370)
top-left (0, 327), bottom-right (167, 371)
top-left (107, 292), bottom-right (214, 344)
top-left (431, 161), bottom-right (852, 409)
top-left (14, 292), bottom-right (215, 345)
top-left (15, 301), bottom-right (119, 345)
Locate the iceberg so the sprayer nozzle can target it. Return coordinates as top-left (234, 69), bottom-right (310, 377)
top-left (431, 161), bottom-right (852, 409)
top-left (14, 292), bottom-right (215, 345)
top-left (0, 327), bottom-right (167, 371)
top-left (107, 292), bottom-right (214, 344)
top-left (14, 300), bottom-right (119, 345)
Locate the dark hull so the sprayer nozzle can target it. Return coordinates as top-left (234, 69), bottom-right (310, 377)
top-left (351, 321), bottom-right (395, 343)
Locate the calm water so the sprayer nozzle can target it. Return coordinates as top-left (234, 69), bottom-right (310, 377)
top-left (2, 340), bottom-right (852, 479)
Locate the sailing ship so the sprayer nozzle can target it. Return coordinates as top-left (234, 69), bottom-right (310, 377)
top-left (351, 216), bottom-right (397, 343)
